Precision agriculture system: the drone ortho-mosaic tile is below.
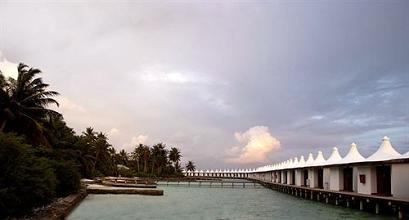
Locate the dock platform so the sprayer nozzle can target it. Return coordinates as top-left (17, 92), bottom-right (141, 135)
top-left (87, 184), bottom-right (163, 196)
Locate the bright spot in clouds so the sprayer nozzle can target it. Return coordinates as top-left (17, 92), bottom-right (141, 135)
top-left (0, 52), bottom-right (18, 79)
top-left (139, 66), bottom-right (210, 85)
top-left (141, 72), bottom-right (195, 84)
top-left (57, 97), bottom-right (86, 113)
top-left (131, 135), bottom-right (149, 146)
top-left (226, 126), bottom-right (281, 164)
top-left (108, 128), bottom-right (120, 137)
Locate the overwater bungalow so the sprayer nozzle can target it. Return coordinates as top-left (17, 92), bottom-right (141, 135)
top-left (186, 136), bottom-right (409, 217)
top-left (245, 137), bottom-right (409, 199)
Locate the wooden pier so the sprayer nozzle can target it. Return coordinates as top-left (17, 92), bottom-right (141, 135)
top-left (156, 179), bottom-right (261, 188)
top-left (85, 177), bottom-right (163, 195)
top-left (252, 178), bottom-right (409, 219)
top-left (87, 187), bottom-right (164, 195)
top-left (101, 180), bottom-right (157, 188)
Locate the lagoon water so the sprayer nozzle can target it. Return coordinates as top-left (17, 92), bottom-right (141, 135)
top-left (68, 184), bottom-right (391, 220)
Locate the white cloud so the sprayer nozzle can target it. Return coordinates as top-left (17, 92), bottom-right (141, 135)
top-left (57, 96), bottom-right (86, 113)
top-left (132, 134), bottom-right (149, 145)
top-left (108, 128), bottom-right (120, 137)
top-left (310, 115), bottom-right (324, 120)
top-left (122, 134), bottom-right (149, 152)
top-left (0, 52), bottom-right (18, 80)
top-left (226, 126), bottom-right (281, 164)
top-left (138, 65), bottom-right (210, 85)
top-left (141, 72), bottom-right (197, 84)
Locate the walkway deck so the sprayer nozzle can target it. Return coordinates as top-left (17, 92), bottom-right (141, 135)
top-left (101, 181), bottom-right (157, 188)
top-left (156, 179), bottom-right (261, 188)
top-left (252, 179), bottom-right (409, 218)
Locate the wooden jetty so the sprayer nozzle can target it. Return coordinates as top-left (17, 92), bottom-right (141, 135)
top-left (85, 177), bottom-right (162, 195)
top-left (253, 178), bottom-right (409, 219)
top-left (87, 185), bottom-right (163, 196)
top-left (156, 179), bottom-right (260, 188)
top-left (101, 180), bottom-right (157, 188)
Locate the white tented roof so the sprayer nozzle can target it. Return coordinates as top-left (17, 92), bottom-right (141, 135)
top-left (339, 143), bottom-right (365, 164)
top-left (292, 157), bottom-right (299, 168)
top-left (305, 153), bottom-right (315, 166)
top-left (288, 159), bottom-right (294, 169)
top-left (298, 155), bottom-right (306, 167)
top-left (242, 136), bottom-right (405, 173)
top-left (366, 136), bottom-right (401, 162)
top-left (325, 147), bottom-right (343, 165)
top-left (313, 151), bottom-right (326, 166)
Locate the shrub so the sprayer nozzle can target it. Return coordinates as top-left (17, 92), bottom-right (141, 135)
top-left (53, 160), bottom-right (81, 197)
top-left (117, 167), bottom-right (135, 177)
top-left (0, 132), bottom-right (57, 217)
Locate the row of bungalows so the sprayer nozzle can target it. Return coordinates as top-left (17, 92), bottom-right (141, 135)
top-left (247, 136), bottom-right (409, 199)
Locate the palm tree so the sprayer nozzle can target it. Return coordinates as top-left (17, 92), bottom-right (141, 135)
top-left (80, 127), bottom-right (98, 176)
top-left (142, 145), bottom-right (150, 173)
top-left (117, 149), bottom-right (129, 166)
top-left (186, 160), bottom-right (196, 172)
top-left (94, 132), bottom-right (116, 176)
top-left (131, 144), bottom-right (146, 173)
top-left (169, 147), bottom-right (181, 173)
top-left (82, 127), bottom-right (97, 144)
top-left (151, 143), bottom-right (167, 176)
top-left (0, 64), bottom-right (61, 145)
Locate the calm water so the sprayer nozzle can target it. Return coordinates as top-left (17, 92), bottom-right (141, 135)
top-left (68, 184), bottom-right (392, 220)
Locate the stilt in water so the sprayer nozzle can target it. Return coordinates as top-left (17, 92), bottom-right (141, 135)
top-left (398, 206), bottom-right (403, 219)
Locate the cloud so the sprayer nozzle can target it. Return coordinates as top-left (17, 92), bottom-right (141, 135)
top-left (138, 65), bottom-right (211, 85)
top-left (141, 72), bottom-right (197, 84)
top-left (226, 126), bottom-right (281, 164)
top-left (57, 97), bottom-right (86, 113)
top-left (108, 128), bottom-right (120, 137)
top-left (0, 52), bottom-right (18, 79)
top-left (132, 135), bottom-right (149, 145)
top-left (122, 135), bottom-right (149, 152)
top-left (0, 3), bottom-right (408, 168)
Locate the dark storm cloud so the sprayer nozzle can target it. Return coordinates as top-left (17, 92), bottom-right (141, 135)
top-left (0, 0), bottom-right (408, 169)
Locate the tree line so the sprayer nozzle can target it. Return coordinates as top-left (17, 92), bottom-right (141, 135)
top-left (0, 63), bottom-right (195, 217)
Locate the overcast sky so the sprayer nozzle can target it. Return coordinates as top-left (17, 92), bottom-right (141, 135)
top-left (0, 1), bottom-right (408, 169)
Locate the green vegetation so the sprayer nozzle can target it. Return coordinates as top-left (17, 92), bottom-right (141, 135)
top-left (0, 63), bottom-right (191, 217)
top-left (186, 160), bottom-right (196, 171)
top-left (129, 143), bottom-right (184, 177)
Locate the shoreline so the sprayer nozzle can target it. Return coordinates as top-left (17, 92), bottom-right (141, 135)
top-left (14, 189), bottom-right (88, 220)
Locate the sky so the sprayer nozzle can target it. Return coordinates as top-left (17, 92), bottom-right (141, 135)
top-left (0, 0), bottom-right (408, 170)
